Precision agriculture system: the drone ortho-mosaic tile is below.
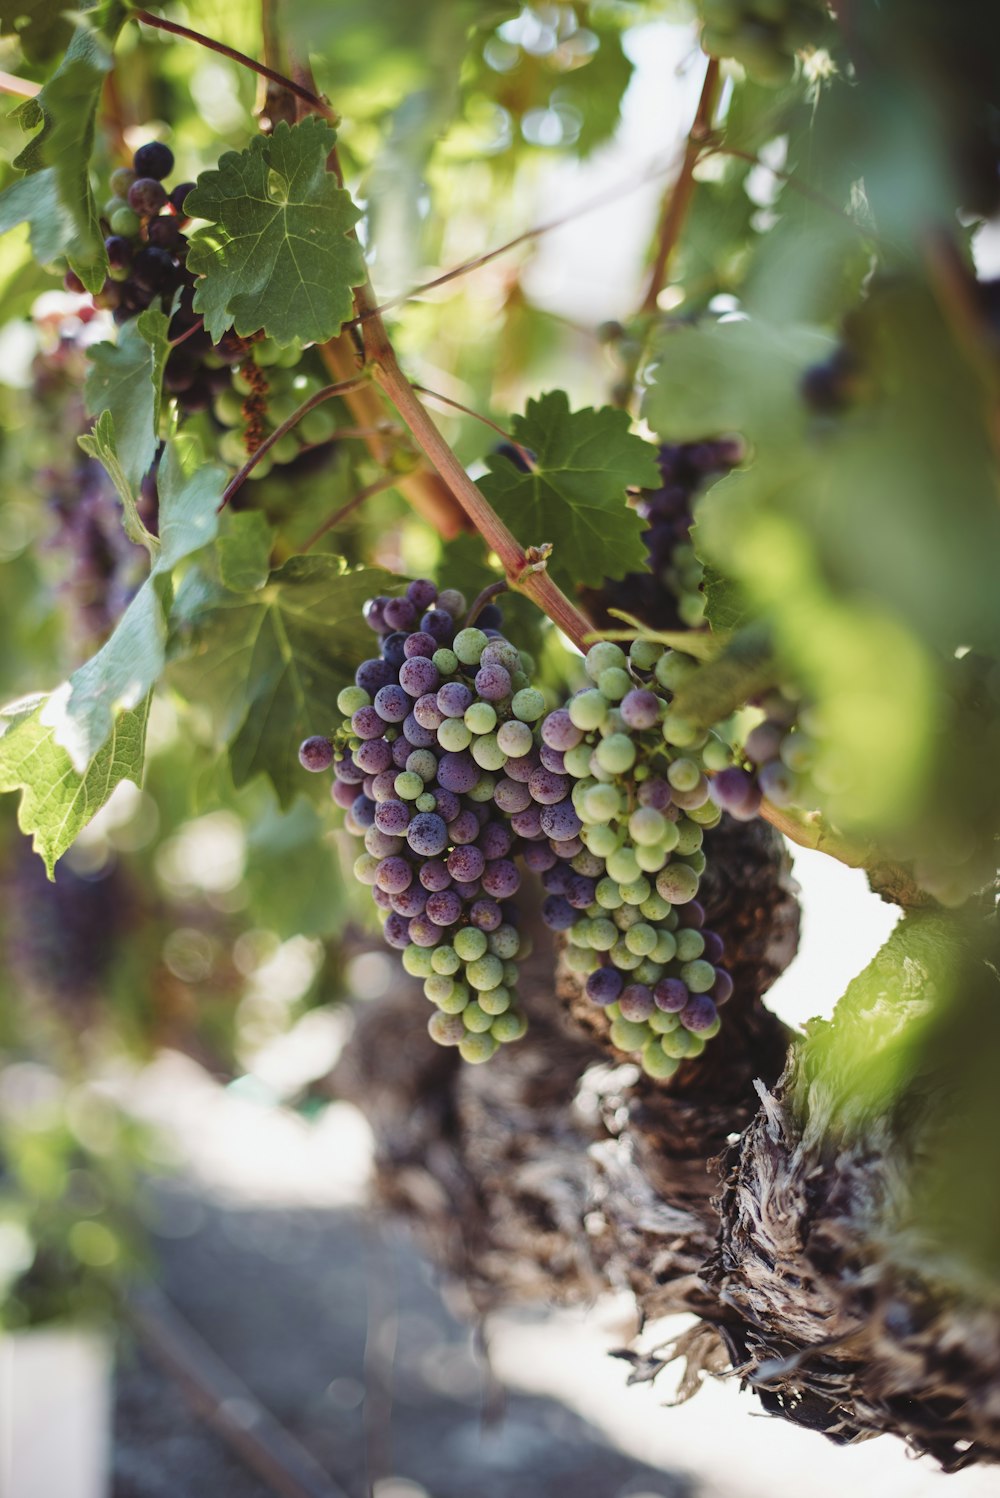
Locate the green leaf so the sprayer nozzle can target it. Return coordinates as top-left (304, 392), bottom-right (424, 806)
top-left (84, 310), bottom-right (169, 500)
top-left (594, 610), bottom-right (724, 662)
top-left (0, 692), bottom-right (150, 877)
top-left (6, 14), bottom-right (126, 289)
top-left (0, 0), bottom-right (74, 62)
top-left (78, 410), bottom-right (157, 557)
top-left (48, 443), bottom-right (225, 772)
top-left (217, 511), bottom-right (275, 592)
top-left (477, 391), bottom-right (660, 596)
top-left (185, 117), bottom-right (367, 348)
top-left (170, 558), bottom-right (397, 806)
top-left (668, 626), bottom-right (777, 728)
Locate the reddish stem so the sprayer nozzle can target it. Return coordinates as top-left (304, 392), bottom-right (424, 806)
top-left (411, 385), bottom-right (535, 468)
top-left (217, 377), bottom-right (369, 510)
top-left (301, 473), bottom-right (400, 551)
top-left (641, 58), bottom-right (720, 315)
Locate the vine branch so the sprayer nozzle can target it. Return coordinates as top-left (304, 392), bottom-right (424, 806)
top-left (217, 377), bottom-right (369, 510)
top-left (411, 385), bottom-right (534, 466)
top-left (640, 58), bottom-right (720, 315)
top-left (0, 70), bottom-right (41, 99)
top-left (301, 473), bottom-right (400, 552)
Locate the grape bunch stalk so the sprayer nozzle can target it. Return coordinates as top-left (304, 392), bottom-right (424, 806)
top-left (299, 580), bottom-right (535, 1064)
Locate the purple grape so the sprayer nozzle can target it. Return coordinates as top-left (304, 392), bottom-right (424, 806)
top-left (372, 885), bottom-right (392, 910)
top-left (637, 777), bottom-right (672, 810)
top-left (364, 596), bottom-right (390, 632)
top-left (539, 745), bottom-right (566, 774)
top-left (701, 930), bottom-right (725, 964)
top-left (620, 689), bottom-right (661, 730)
top-left (408, 915), bottom-right (441, 947)
top-left (406, 812), bottom-right (448, 857)
top-left (413, 693), bottom-right (445, 731)
top-left (133, 140), bottom-right (174, 179)
top-left (331, 780), bottom-right (357, 809)
top-left (356, 658), bottom-right (395, 694)
top-left (438, 752), bottom-right (479, 793)
top-left (449, 809), bottom-right (480, 844)
top-left (745, 722), bottom-right (784, 763)
top-left (104, 235), bottom-right (132, 272)
top-left (334, 756), bottom-right (366, 784)
top-left (654, 978), bottom-right (689, 1012)
top-left (350, 793), bottom-right (377, 829)
top-left (366, 827), bottom-right (403, 858)
top-left (420, 609), bottom-right (454, 642)
top-left (370, 770), bottom-right (399, 802)
top-left (419, 859), bottom-right (452, 892)
top-left (147, 214), bottom-right (182, 250)
top-left (522, 843), bottom-right (558, 873)
top-left (437, 681), bottom-right (473, 718)
top-left (504, 750), bottom-right (540, 784)
top-left (170, 181), bottom-right (195, 214)
top-left (436, 588), bottom-right (466, 617)
top-left (510, 807), bottom-right (543, 839)
top-left (355, 737), bottom-right (393, 774)
top-left (708, 767), bottom-right (762, 820)
top-left (470, 898), bottom-right (503, 931)
top-left (542, 864), bottom-right (574, 895)
top-left (475, 663), bottom-right (511, 701)
top-left (539, 802), bottom-right (582, 842)
top-left (711, 968), bottom-right (734, 1005)
top-left (477, 604), bottom-right (503, 629)
top-left (391, 736), bottom-right (411, 769)
top-left (382, 632), bottom-right (409, 667)
top-left (383, 912), bottom-right (411, 949)
top-left (480, 822), bottom-right (513, 860)
top-left (620, 983), bottom-right (655, 1022)
top-left (407, 579), bottom-right (438, 610)
top-left (128, 176), bottom-right (168, 215)
top-left (678, 900), bottom-right (705, 929)
top-left (374, 684), bottom-right (410, 722)
top-left (383, 597), bottom-right (418, 631)
top-left (494, 777), bottom-right (531, 814)
top-left (376, 856), bottom-right (413, 894)
top-left (447, 845), bottom-right (485, 882)
top-left (402, 713), bottom-right (436, 749)
top-left (298, 735), bottom-right (334, 771)
top-left (482, 859), bottom-right (520, 898)
top-left (542, 895), bottom-right (576, 931)
top-left (528, 767), bottom-right (570, 805)
top-left (352, 705), bottom-right (384, 740)
top-left (550, 835), bottom-right (583, 858)
top-left (375, 800), bottom-right (411, 836)
top-left (565, 874), bottom-right (596, 909)
top-left (586, 967), bottom-right (623, 1006)
top-left (392, 885), bottom-right (428, 917)
top-left (403, 631), bottom-right (438, 659)
top-left (131, 246), bottom-right (179, 294)
top-left (433, 788), bottom-right (460, 824)
top-left (541, 710), bottom-right (582, 751)
top-left (452, 879), bottom-right (481, 900)
top-left (399, 656), bottom-right (440, 698)
top-left (426, 889), bottom-right (463, 926)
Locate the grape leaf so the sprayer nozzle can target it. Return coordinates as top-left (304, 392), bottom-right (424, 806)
top-left (84, 309), bottom-right (169, 500)
top-left (0, 692), bottom-right (150, 877)
top-left (78, 410), bottom-right (158, 556)
top-left (217, 511), bottom-right (275, 592)
top-left (46, 443), bottom-right (225, 772)
top-left (0, 0), bottom-right (74, 62)
top-left (477, 391), bottom-right (659, 595)
top-left (184, 117), bottom-right (367, 348)
top-left (5, 14), bottom-right (126, 290)
top-left (169, 558), bottom-right (397, 806)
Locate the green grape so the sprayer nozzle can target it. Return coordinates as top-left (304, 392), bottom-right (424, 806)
top-left (610, 1016), bottom-right (651, 1052)
top-left (337, 685), bottom-right (371, 715)
top-left (700, 1016), bottom-right (722, 1040)
top-left (597, 667), bottom-right (632, 701)
top-left (613, 903), bottom-right (643, 931)
top-left (674, 820), bottom-right (703, 856)
top-left (652, 930), bottom-right (678, 964)
top-left (492, 1010), bottom-right (527, 1043)
top-left (394, 771), bottom-right (424, 800)
top-left (584, 783), bottom-right (621, 822)
top-left (585, 641), bottom-right (627, 678)
top-left (466, 954), bottom-right (504, 991)
top-left (488, 924), bottom-right (521, 959)
top-left (468, 774), bottom-right (496, 803)
top-left (431, 945), bottom-right (461, 976)
top-left (433, 648), bottom-right (459, 676)
top-left (635, 843), bottom-right (669, 873)
top-left (662, 712), bottom-right (700, 747)
top-left (656, 864), bottom-right (700, 904)
top-left (459, 1032), bottom-right (499, 1064)
top-left (438, 983), bottom-right (470, 1015)
top-left (629, 638), bottom-right (663, 671)
top-left (564, 743), bottom-right (594, 778)
top-left (454, 927), bottom-right (488, 962)
top-left (402, 945), bottom-right (435, 978)
top-left (563, 943), bottom-right (598, 974)
top-left (569, 690), bottom-right (609, 732)
top-left (634, 959), bottom-right (663, 986)
top-left (477, 985), bottom-right (511, 1016)
top-left (619, 875), bottom-right (652, 905)
top-left (354, 852), bottom-right (379, 884)
top-left (415, 793), bottom-right (436, 813)
top-left (465, 701), bottom-right (497, 735)
top-left (438, 718), bottom-right (472, 752)
top-left (605, 845), bottom-right (640, 884)
top-left (686, 800), bottom-right (723, 827)
top-left (661, 1028), bottom-right (706, 1060)
top-left (667, 758), bottom-right (701, 792)
top-left (429, 1012), bottom-right (466, 1046)
top-left (511, 687), bottom-right (545, 721)
top-left (452, 627), bottom-right (488, 664)
top-left (272, 433), bottom-right (300, 464)
top-left (110, 205), bottom-right (142, 236)
top-left (684, 850), bottom-right (707, 875)
top-left (675, 929), bottom-right (706, 962)
top-left (641, 1041), bottom-right (681, 1079)
top-left (681, 959), bottom-right (716, 993)
top-left (629, 806), bottom-right (667, 845)
top-left (590, 918), bottom-right (619, 951)
top-left (655, 652), bottom-right (698, 692)
top-left (214, 388), bottom-right (244, 425)
top-left (610, 941), bottom-right (642, 971)
top-left (595, 877), bottom-right (624, 909)
top-left (462, 1001), bottom-right (494, 1033)
top-left (624, 922), bottom-right (657, 956)
top-left (471, 733), bottom-right (506, 771)
top-left (501, 960), bottom-right (519, 988)
top-left (596, 734), bottom-right (637, 774)
top-left (582, 824), bottom-right (619, 858)
top-left (424, 974), bottom-right (456, 1005)
top-left (497, 719), bottom-right (533, 756)
top-left (701, 734), bottom-right (732, 771)
top-left (648, 1008), bottom-right (681, 1035)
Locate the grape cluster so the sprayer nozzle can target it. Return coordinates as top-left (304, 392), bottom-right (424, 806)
top-left (299, 580), bottom-right (532, 1063)
top-left (212, 359), bottom-right (343, 481)
top-left (530, 640), bottom-right (734, 1079)
top-left (587, 441), bottom-right (739, 634)
top-left (698, 0), bottom-right (830, 86)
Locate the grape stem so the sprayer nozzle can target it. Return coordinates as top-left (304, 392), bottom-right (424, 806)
top-left (464, 581), bottom-right (509, 629)
top-left (756, 798), bottom-right (930, 907)
top-left (641, 58), bottom-right (720, 315)
top-left (0, 70), bottom-right (40, 99)
top-left (411, 385), bottom-right (536, 469)
top-left (217, 376), bottom-right (369, 510)
top-left (301, 472), bottom-right (400, 552)
top-left (131, 11), bottom-right (337, 121)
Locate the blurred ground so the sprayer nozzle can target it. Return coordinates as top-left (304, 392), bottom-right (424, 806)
top-left (113, 1051), bottom-right (1000, 1498)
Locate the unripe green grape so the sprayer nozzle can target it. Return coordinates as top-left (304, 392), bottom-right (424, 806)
top-left (570, 918), bottom-right (594, 947)
top-left (477, 984), bottom-right (511, 1016)
top-left (610, 1016), bottom-right (651, 1052)
top-left (648, 1008), bottom-right (681, 1035)
top-left (253, 338), bottom-right (284, 367)
top-left (635, 843), bottom-right (668, 873)
top-left (652, 930), bottom-right (678, 964)
top-left (684, 849), bottom-right (707, 875)
top-left (217, 431), bottom-right (248, 465)
top-left (431, 945), bottom-right (461, 976)
top-left (701, 734), bottom-right (732, 771)
top-left (624, 922), bottom-right (657, 957)
top-left (661, 1027), bottom-right (706, 1060)
top-left (582, 824), bottom-right (619, 858)
top-left (780, 732), bottom-right (815, 773)
top-left (433, 648), bottom-right (458, 675)
top-left (564, 943), bottom-right (599, 974)
top-left (438, 718), bottom-right (472, 752)
top-left (629, 638), bottom-right (663, 671)
top-left (468, 773), bottom-right (496, 803)
top-left (248, 454), bottom-right (274, 480)
top-left (584, 783), bottom-right (621, 823)
top-left (605, 846), bottom-right (640, 884)
top-left (681, 959), bottom-right (717, 993)
top-left (466, 955), bottom-right (504, 991)
top-left (454, 927), bottom-right (487, 962)
top-left (501, 960), bottom-right (518, 988)
top-left (699, 1016), bottom-right (722, 1040)
top-left (563, 743), bottom-right (594, 778)
top-left (338, 685), bottom-right (371, 715)
top-left (407, 749), bottom-right (438, 782)
top-left (424, 974), bottom-right (456, 1005)
top-left (488, 924), bottom-right (520, 959)
top-left (571, 850), bottom-right (603, 878)
top-left (438, 982), bottom-right (471, 1014)
top-left (613, 902), bottom-right (643, 931)
top-left (510, 669), bottom-right (530, 692)
top-left (403, 945), bottom-right (435, 978)
top-left (459, 1032), bottom-right (499, 1064)
top-left (656, 864), bottom-right (700, 904)
top-left (678, 594), bottom-right (706, 628)
top-left (655, 652), bottom-right (697, 692)
top-left (511, 687), bottom-right (545, 721)
top-left (110, 205), bottom-right (142, 236)
top-left (686, 800), bottom-right (723, 827)
top-left (465, 701), bottom-right (497, 735)
top-left (667, 758), bottom-right (701, 792)
top-left (629, 806), bottom-right (667, 845)
top-left (641, 1041), bottom-right (680, 1079)
top-left (415, 793), bottom-right (436, 813)
top-left (662, 712), bottom-right (700, 747)
top-left (497, 719), bottom-right (533, 757)
top-left (569, 689), bottom-right (609, 732)
top-left (492, 1009), bottom-right (527, 1043)
top-left (596, 734), bottom-right (636, 775)
top-left (272, 433), bottom-right (301, 464)
top-left (619, 875), bottom-right (652, 906)
top-left (595, 877), bottom-right (624, 909)
top-left (610, 941), bottom-right (642, 971)
top-left (675, 929), bottom-right (706, 963)
top-left (585, 641), bottom-right (627, 679)
top-left (674, 819), bottom-right (703, 856)
top-left (634, 959), bottom-right (664, 986)
top-left (589, 918), bottom-right (619, 951)
top-left (597, 667), bottom-right (632, 701)
top-left (598, 708), bottom-right (627, 738)
top-left (354, 852), bottom-right (379, 884)
top-left (429, 1011), bottom-right (466, 1046)
top-left (462, 1001), bottom-right (494, 1033)
top-left (298, 405), bottom-right (339, 444)
top-left (453, 627), bottom-right (488, 664)
top-left (471, 733), bottom-right (506, 771)
top-left (231, 369), bottom-right (254, 396)
top-left (394, 771), bottom-right (424, 800)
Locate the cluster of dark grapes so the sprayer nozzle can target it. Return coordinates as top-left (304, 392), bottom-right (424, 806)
top-left (698, 0), bottom-right (831, 85)
top-left (586, 441), bottom-right (739, 634)
top-left (299, 581), bottom-right (533, 1064)
top-left (530, 640), bottom-right (734, 1078)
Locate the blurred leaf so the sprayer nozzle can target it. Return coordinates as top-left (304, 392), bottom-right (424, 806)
top-left (478, 390), bottom-right (659, 595)
top-left (0, 0), bottom-right (73, 62)
top-left (84, 310), bottom-right (169, 501)
top-left (170, 558), bottom-right (398, 806)
top-left (669, 626), bottom-right (776, 727)
top-left (0, 692), bottom-right (149, 877)
top-left (185, 118), bottom-right (367, 348)
top-left (78, 410), bottom-right (157, 555)
top-left (217, 510), bottom-right (275, 592)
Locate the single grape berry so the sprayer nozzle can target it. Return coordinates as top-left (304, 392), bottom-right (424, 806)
top-left (133, 141), bottom-right (175, 180)
top-left (299, 736), bottom-right (334, 772)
